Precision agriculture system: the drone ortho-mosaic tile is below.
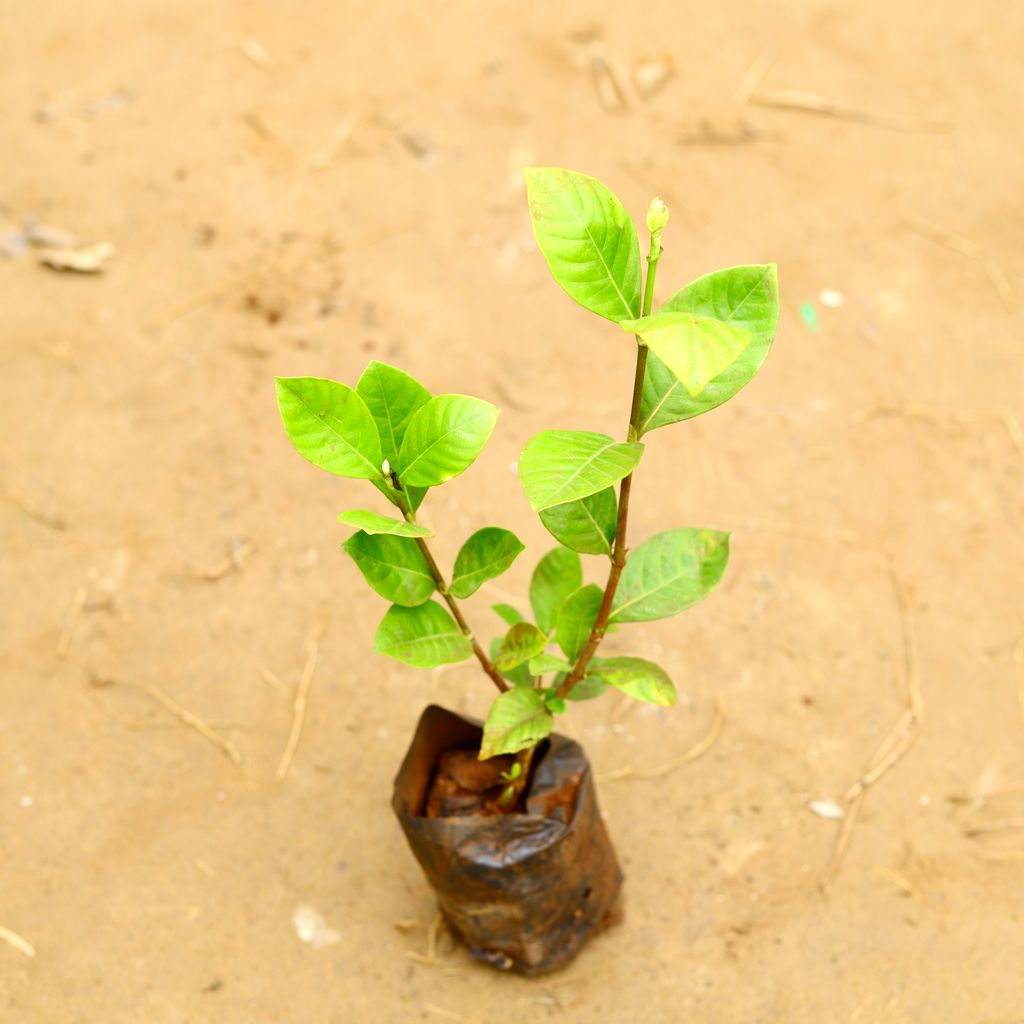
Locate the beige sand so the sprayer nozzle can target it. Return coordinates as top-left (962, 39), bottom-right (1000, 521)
top-left (2, 2), bottom-right (1022, 1020)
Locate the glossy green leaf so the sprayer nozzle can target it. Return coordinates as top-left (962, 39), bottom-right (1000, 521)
top-left (343, 531), bottom-right (436, 607)
top-left (639, 264), bottom-right (780, 434)
top-left (357, 362), bottom-right (432, 513)
top-left (275, 376), bottom-right (382, 479)
top-left (519, 430), bottom-right (643, 512)
top-left (494, 622), bottom-right (549, 672)
top-left (556, 584), bottom-right (604, 662)
top-left (622, 312), bottom-right (751, 398)
top-left (373, 602), bottom-right (472, 667)
top-left (492, 603), bottom-right (525, 626)
top-left (450, 527), bottom-right (525, 599)
top-left (336, 509), bottom-right (433, 538)
top-left (524, 167), bottom-right (641, 323)
top-left (611, 528), bottom-right (730, 623)
top-left (529, 546), bottom-right (583, 634)
top-left (397, 394), bottom-right (499, 486)
top-left (480, 688), bottom-right (554, 759)
top-left (538, 487), bottom-right (617, 556)
top-left (545, 695), bottom-right (567, 714)
top-left (565, 675), bottom-right (609, 702)
top-left (356, 361), bottom-right (431, 466)
top-left (587, 656), bottom-right (677, 706)
top-left (528, 652), bottom-right (574, 675)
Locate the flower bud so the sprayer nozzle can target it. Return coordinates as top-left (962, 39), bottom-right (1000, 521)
top-left (646, 197), bottom-right (669, 234)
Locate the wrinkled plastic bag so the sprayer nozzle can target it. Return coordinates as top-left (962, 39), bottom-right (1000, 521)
top-left (393, 705), bottom-right (622, 975)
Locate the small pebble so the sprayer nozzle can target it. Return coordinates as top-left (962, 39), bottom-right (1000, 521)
top-left (808, 798), bottom-right (845, 820)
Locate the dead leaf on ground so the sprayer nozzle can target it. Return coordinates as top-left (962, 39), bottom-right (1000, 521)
top-left (39, 242), bottom-right (115, 273)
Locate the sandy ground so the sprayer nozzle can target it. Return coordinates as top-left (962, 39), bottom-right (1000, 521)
top-left (2, 2), bottom-right (1023, 1021)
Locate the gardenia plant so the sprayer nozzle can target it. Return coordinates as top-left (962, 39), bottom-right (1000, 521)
top-left (276, 167), bottom-right (779, 804)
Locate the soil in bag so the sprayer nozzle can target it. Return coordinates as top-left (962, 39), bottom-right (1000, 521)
top-left (392, 704), bottom-right (622, 975)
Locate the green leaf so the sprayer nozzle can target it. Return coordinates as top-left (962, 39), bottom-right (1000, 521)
top-left (519, 430), bottom-right (643, 512)
top-left (494, 622), bottom-right (549, 672)
top-left (489, 636), bottom-right (534, 688)
top-left (450, 527), bottom-right (526, 599)
top-left (337, 509), bottom-right (433, 538)
top-left (639, 264), bottom-right (780, 434)
top-left (538, 487), bottom-right (617, 556)
top-left (556, 584), bottom-right (604, 662)
top-left (373, 602), bottom-right (472, 668)
top-left (545, 696), bottom-right (566, 714)
top-left (622, 312), bottom-right (751, 399)
top-left (565, 675), bottom-right (609, 702)
top-left (492, 603), bottom-right (525, 626)
top-left (528, 652), bottom-right (574, 675)
top-left (343, 532), bottom-right (435, 607)
top-left (275, 376), bottom-right (382, 479)
top-left (356, 362), bottom-right (432, 513)
top-left (530, 546), bottom-right (583, 634)
top-left (611, 528), bottom-right (730, 623)
top-left (587, 656), bottom-right (676, 706)
top-left (480, 688), bottom-right (555, 759)
top-left (524, 167), bottom-right (642, 323)
top-left (397, 394), bottom-right (499, 487)
top-left (356, 361), bottom-right (431, 467)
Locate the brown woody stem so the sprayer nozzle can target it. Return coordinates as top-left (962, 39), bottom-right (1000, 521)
top-left (392, 487), bottom-right (508, 693)
top-left (555, 229), bottom-right (662, 700)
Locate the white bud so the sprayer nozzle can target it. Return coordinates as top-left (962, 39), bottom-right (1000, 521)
top-left (382, 458), bottom-right (391, 475)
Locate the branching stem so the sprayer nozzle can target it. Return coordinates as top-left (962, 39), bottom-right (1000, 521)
top-left (391, 486), bottom-right (509, 693)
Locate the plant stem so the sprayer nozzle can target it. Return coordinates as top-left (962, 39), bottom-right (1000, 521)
top-left (555, 230), bottom-right (662, 700)
top-left (391, 487), bottom-right (509, 694)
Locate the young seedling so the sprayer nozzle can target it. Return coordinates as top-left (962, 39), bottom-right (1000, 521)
top-left (276, 167), bottom-right (779, 800)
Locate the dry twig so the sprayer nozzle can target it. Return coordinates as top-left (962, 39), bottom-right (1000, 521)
top-left (904, 213), bottom-right (1017, 309)
top-left (426, 912), bottom-right (445, 961)
top-left (678, 120), bottom-right (767, 146)
top-left (598, 699), bottom-right (725, 782)
top-left (876, 866), bottom-right (922, 900)
top-left (818, 789), bottom-right (866, 891)
top-left (275, 621), bottom-right (323, 779)
top-left (0, 924), bottom-right (35, 958)
top-left (195, 538), bottom-right (254, 581)
top-left (733, 46), bottom-right (777, 106)
top-left (146, 278), bottom-right (240, 332)
top-left (311, 112), bottom-right (359, 169)
top-left (259, 666), bottom-right (290, 698)
top-left (90, 674), bottom-right (242, 764)
top-left (239, 36), bottom-right (271, 67)
top-left (820, 561), bottom-right (922, 890)
top-left (0, 477), bottom-right (66, 530)
top-left (749, 89), bottom-right (948, 133)
top-left (963, 817), bottom-right (1024, 838)
top-left (56, 585), bottom-right (88, 658)
top-left (581, 38), bottom-right (632, 112)
top-left (404, 951), bottom-right (462, 975)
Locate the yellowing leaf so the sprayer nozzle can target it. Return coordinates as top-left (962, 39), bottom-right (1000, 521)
top-left (622, 312), bottom-right (751, 398)
top-left (480, 688), bottom-right (554, 759)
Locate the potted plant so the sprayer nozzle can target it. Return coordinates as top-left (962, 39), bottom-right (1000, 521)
top-left (275, 167), bottom-right (779, 975)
